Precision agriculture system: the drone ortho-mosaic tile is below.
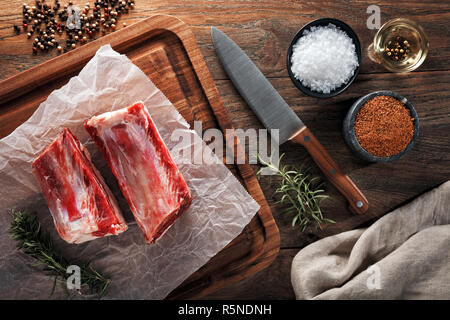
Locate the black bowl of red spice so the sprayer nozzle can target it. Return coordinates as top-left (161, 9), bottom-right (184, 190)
top-left (343, 91), bottom-right (419, 162)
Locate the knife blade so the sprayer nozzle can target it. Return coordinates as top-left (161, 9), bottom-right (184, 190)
top-left (211, 26), bottom-right (369, 214)
top-left (211, 27), bottom-right (304, 144)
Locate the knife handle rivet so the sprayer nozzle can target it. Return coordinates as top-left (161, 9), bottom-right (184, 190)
top-left (304, 135), bottom-right (310, 142)
top-left (356, 201), bottom-right (363, 208)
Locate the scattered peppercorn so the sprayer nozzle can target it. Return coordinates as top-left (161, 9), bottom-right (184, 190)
top-left (13, 0), bottom-right (136, 54)
top-left (354, 95), bottom-right (415, 157)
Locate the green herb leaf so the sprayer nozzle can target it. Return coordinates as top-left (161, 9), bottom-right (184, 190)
top-left (8, 209), bottom-right (110, 299)
top-left (256, 153), bottom-right (335, 231)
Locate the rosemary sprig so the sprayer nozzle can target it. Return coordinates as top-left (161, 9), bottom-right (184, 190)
top-left (257, 154), bottom-right (335, 231)
top-left (8, 209), bottom-right (110, 298)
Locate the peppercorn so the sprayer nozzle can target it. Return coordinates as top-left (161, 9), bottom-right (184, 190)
top-left (384, 36), bottom-right (412, 62)
top-left (13, 24), bottom-right (21, 34)
top-left (18, 0), bottom-right (137, 54)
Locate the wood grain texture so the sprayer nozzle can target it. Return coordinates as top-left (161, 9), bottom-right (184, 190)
top-left (1, 1), bottom-right (450, 80)
top-left (201, 248), bottom-right (298, 300)
top-left (291, 127), bottom-right (369, 215)
top-left (212, 71), bottom-right (450, 247)
top-left (1, 0), bottom-right (450, 300)
top-left (0, 15), bottom-right (280, 299)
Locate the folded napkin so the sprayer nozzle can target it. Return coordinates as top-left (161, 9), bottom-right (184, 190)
top-left (291, 180), bottom-right (450, 299)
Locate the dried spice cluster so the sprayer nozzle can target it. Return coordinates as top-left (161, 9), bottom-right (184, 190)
top-left (384, 36), bottom-right (412, 62)
top-left (354, 95), bottom-right (415, 157)
top-left (14, 0), bottom-right (135, 54)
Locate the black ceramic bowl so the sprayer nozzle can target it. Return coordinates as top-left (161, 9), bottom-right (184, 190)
top-left (343, 91), bottom-right (420, 162)
top-left (286, 18), bottom-right (362, 98)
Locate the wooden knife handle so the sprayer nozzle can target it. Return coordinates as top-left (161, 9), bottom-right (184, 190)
top-left (291, 127), bottom-right (369, 214)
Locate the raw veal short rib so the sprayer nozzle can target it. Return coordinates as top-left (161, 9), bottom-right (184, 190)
top-left (84, 102), bottom-right (193, 243)
top-left (32, 128), bottom-right (128, 244)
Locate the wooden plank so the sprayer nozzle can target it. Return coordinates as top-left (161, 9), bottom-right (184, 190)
top-left (215, 71), bottom-right (450, 248)
top-left (1, 0), bottom-right (449, 300)
top-left (202, 248), bottom-right (298, 300)
top-left (0, 14), bottom-right (280, 299)
top-left (1, 1), bottom-right (449, 81)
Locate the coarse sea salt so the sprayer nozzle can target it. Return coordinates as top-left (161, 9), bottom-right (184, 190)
top-left (290, 24), bottom-right (359, 94)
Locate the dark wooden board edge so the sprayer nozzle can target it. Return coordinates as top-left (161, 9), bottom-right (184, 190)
top-left (163, 15), bottom-right (280, 299)
top-left (0, 14), bottom-right (280, 299)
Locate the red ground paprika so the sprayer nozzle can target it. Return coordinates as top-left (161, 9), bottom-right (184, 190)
top-left (354, 95), bottom-right (415, 157)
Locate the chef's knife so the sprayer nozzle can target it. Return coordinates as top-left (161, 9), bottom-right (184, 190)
top-left (211, 27), bottom-right (368, 214)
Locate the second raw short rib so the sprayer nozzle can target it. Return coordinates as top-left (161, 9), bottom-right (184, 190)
top-left (85, 102), bottom-right (193, 244)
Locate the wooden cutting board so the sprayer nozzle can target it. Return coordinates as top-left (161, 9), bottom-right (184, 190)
top-left (0, 14), bottom-right (280, 299)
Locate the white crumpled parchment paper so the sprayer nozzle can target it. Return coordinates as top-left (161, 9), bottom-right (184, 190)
top-left (0, 45), bottom-right (260, 299)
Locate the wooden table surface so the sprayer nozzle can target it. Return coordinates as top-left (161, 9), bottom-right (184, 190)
top-left (1, 0), bottom-right (449, 299)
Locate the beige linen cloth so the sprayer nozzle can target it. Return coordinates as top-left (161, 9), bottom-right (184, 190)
top-left (291, 180), bottom-right (450, 299)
